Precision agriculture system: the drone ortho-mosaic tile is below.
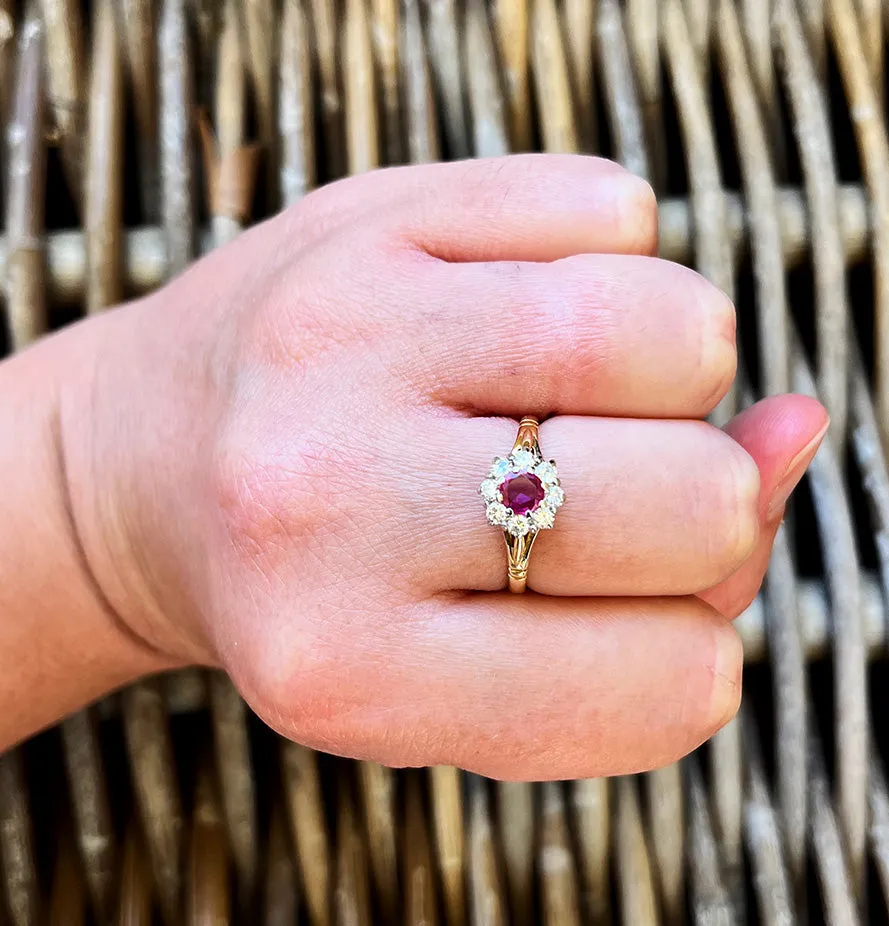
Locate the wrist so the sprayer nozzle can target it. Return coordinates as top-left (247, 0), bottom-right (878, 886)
top-left (59, 287), bottom-right (227, 669)
top-left (0, 319), bottom-right (174, 746)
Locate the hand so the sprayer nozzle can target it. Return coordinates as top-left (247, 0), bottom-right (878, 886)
top-left (66, 155), bottom-right (828, 779)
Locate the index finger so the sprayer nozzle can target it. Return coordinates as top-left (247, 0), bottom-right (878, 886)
top-left (290, 154), bottom-right (658, 261)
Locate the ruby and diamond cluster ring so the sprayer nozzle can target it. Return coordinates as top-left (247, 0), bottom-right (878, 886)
top-left (479, 417), bottom-right (564, 593)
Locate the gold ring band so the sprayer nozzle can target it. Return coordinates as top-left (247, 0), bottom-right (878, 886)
top-left (478, 417), bottom-right (565, 594)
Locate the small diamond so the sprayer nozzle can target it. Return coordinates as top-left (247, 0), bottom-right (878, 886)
top-left (511, 448), bottom-right (536, 470)
top-left (535, 460), bottom-right (558, 484)
top-left (490, 457), bottom-right (510, 479)
top-left (480, 478), bottom-right (501, 502)
top-left (546, 485), bottom-right (565, 508)
top-left (486, 502), bottom-right (509, 526)
top-left (507, 515), bottom-right (530, 536)
top-left (532, 506), bottom-right (555, 529)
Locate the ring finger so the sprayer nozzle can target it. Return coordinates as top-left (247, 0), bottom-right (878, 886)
top-left (424, 413), bottom-right (761, 596)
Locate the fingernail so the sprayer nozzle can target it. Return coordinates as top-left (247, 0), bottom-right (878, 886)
top-left (708, 626), bottom-right (742, 731)
top-left (766, 420), bottom-right (830, 522)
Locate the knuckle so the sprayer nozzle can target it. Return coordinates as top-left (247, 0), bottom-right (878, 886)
top-left (695, 286), bottom-right (738, 412)
top-left (704, 623), bottom-right (743, 734)
top-left (616, 174), bottom-right (659, 254)
top-left (518, 259), bottom-right (620, 406)
top-left (212, 427), bottom-right (328, 563)
top-left (666, 615), bottom-right (743, 761)
top-left (711, 438), bottom-right (760, 573)
top-left (236, 627), bottom-right (336, 744)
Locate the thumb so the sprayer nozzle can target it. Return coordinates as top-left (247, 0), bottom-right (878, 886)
top-left (699, 394), bottom-right (829, 619)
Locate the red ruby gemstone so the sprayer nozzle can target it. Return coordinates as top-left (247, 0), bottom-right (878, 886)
top-left (501, 472), bottom-right (545, 516)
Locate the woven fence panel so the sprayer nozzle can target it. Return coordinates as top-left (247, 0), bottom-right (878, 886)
top-left (1, 0), bottom-right (889, 923)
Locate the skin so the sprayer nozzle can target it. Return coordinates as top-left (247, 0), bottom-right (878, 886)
top-left (0, 155), bottom-right (828, 779)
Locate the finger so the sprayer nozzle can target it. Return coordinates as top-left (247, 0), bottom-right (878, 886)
top-left (237, 593), bottom-right (742, 780)
top-left (427, 414), bottom-right (761, 597)
top-left (286, 154), bottom-right (658, 261)
top-left (699, 394), bottom-right (829, 618)
top-left (413, 254), bottom-right (735, 418)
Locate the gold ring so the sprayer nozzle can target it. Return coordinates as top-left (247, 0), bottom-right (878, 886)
top-left (478, 417), bottom-right (565, 593)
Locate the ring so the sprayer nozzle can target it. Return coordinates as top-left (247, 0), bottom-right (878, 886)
top-left (479, 417), bottom-right (565, 593)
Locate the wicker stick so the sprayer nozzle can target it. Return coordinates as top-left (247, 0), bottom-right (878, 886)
top-left (4, 4), bottom-right (46, 351)
top-left (738, 0), bottom-right (785, 170)
top-left (687, 758), bottom-right (734, 926)
top-left (467, 776), bottom-right (506, 926)
top-left (39, 0), bottom-right (85, 208)
top-left (343, 0), bottom-right (379, 175)
top-left (563, 0), bottom-right (597, 152)
top-left (868, 753), bottom-right (889, 911)
top-left (529, 0), bottom-right (578, 154)
top-left (716, 0), bottom-right (790, 399)
top-left (597, 0), bottom-right (650, 180)
top-left (116, 826), bottom-right (153, 926)
top-left (208, 673), bottom-right (258, 912)
top-left (334, 779), bottom-right (373, 926)
top-left (278, 0), bottom-right (315, 207)
top-left (84, 0), bottom-right (124, 314)
top-left (158, 0), bottom-right (195, 275)
top-left (760, 527), bottom-right (808, 904)
top-left (683, 0), bottom-right (713, 70)
top-left (371, 0), bottom-right (402, 164)
top-left (646, 766), bottom-right (685, 926)
top-left (741, 707), bottom-right (795, 926)
top-left (117, 0), bottom-right (160, 221)
top-left (614, 778), bottom-right (658, 926)
top-left (798, 0), bottom-right (828, 76)
top-left (539, 783), bottom-right (581, 926)
top-left (464, 0), bottom-right (510, 159)
top-left (808, 732), bottom-right (859, 926)
top-left (357, 762), bottom-right (399, 921)
top-left (308, 0), bottom-right (344, 179)
top-left (0, 752), bottom-right (38, 926)
top-left (60, 710), bottom-right (116, 922)
top-left (792, 337), bottom-right (869, 902)
top-left (242, 0), bottom-right (277, 201)
top-left (205, 0), bottom-right (259, 245)
top-left (404, 771), bottom-right (439, 926)
top-left (189, 0), bottom-right (221, 105)
top-left (491, 0), bottom-right (531, 152)
top-left (262, 809), bottom-right (299, 926)
top-left (122, 680), bottom-right (183, 926)
top-left (421, 0), bottom-right (469, 158)
top-left (625, 0), bottom-right (666, 189)
top-left (0, 0), bottom-right (14, 201)
top-left (430, 765), bottom-right (466, 926)
top-left (401, 0), bottom-right (440, 164)
top-left (828, 0), bottom-right (889, 451)
top-left (187, 763), bottom-right (230, 926)
top-left (281, 742), bottom-right (331, 926)
top-left (496, 782), bottom-right (535, 926)
top-left (849, 347), bottom-right (889, 608)
top-left (571, 779), bottom-right (610, 926)
top-left (47, 834), bottom-right (85, 926)
top-left (854, 0), bottom-right (884, 102)
top-left (775, 0), bottom-right (850, 440)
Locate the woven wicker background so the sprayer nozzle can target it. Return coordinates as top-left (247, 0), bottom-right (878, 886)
top-left (2, 0), bottom-right (889, 923)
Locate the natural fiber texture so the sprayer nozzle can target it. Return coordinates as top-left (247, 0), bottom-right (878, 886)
top-left (1, 0), bottom-right (888, 922)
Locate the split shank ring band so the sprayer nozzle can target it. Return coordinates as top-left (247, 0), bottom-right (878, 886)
top-left (479, 417), bottom-right (565, 593)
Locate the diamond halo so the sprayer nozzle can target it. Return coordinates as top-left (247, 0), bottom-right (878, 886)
top-left (479, 447), bottom-right (564, 536)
